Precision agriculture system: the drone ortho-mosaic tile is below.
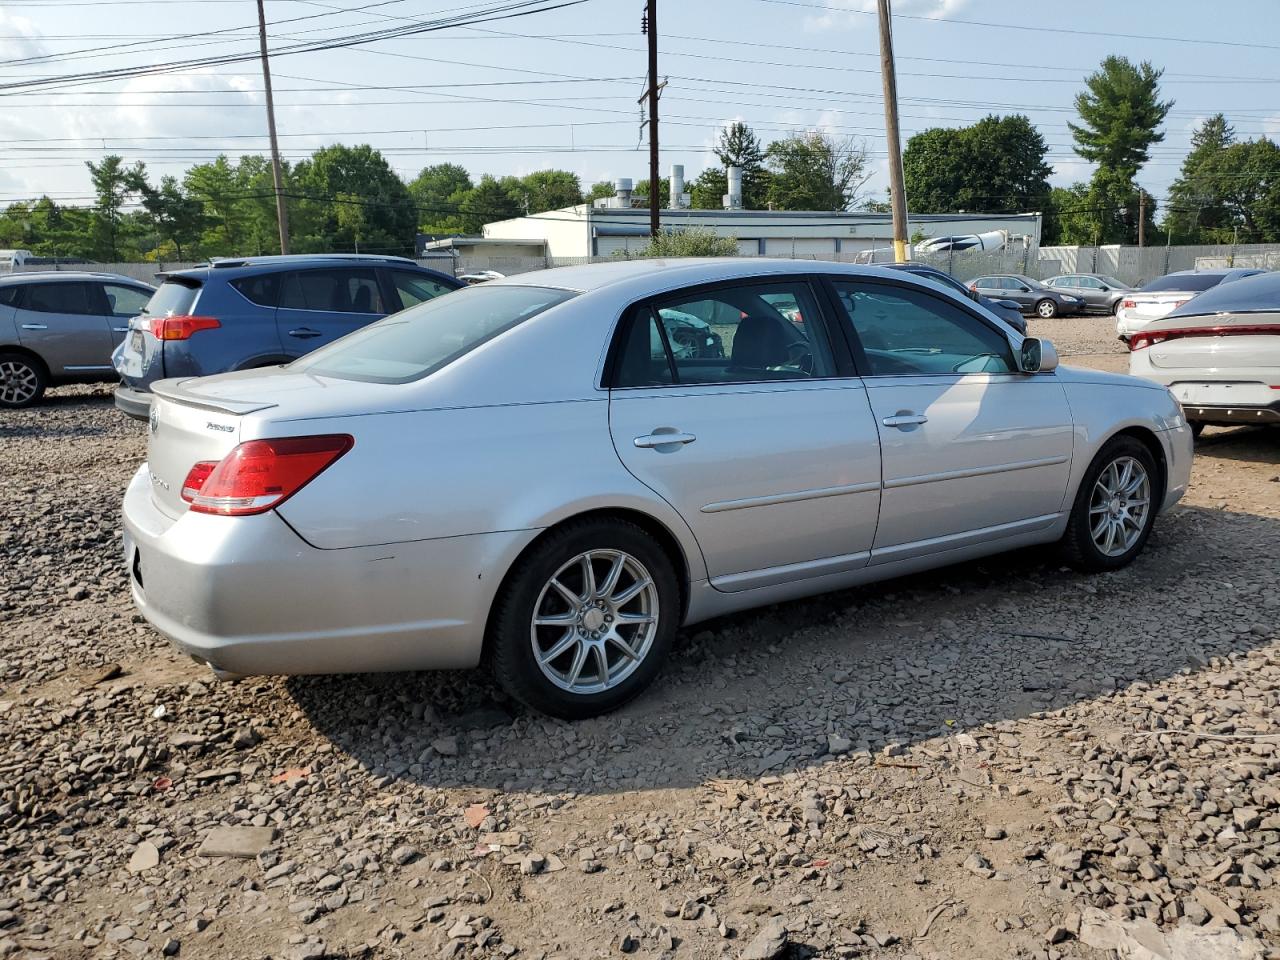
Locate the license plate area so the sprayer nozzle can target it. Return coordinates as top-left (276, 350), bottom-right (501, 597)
top-left (130, 330), bottom-right (144, 354)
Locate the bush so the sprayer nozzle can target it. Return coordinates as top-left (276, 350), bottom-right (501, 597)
top-left (623, 226), bottom-right (741, 258)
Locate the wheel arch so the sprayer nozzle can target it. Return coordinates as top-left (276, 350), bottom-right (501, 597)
top-left (480, 506), bottom-right (693, 664)
top-left (0, 344), bottom-right (51, 380)
top-left (1100, 425), bottom-right (1168, 509)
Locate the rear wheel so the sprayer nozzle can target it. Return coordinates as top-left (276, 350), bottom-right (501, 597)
top-left (1035, 299), bottom-right (1058, 319)
top-left (1060, 436), bottom-right (1158, 572)
top-left (0, 353), bottom-right (47, 408)
top-left (488, 518), bottom-right (679, 719)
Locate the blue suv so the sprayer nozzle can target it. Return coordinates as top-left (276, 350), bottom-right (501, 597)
top-left (113, 254), bottom-right (462, 419)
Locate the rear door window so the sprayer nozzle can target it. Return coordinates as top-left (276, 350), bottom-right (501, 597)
top-left (231, 274), bottom-right (281, 307)
top-left (102, 284), bottom-right (152, 318)
top-left (280, 269), bottom-right (385, 314)
top-left (19, 282), bottom-right (95, 315)
top-left (390, 270), bottom-right (453, 310)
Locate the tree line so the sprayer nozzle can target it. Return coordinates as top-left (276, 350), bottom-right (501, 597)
top-left (0, 129), bottom-right (868, 263)
top-left (2, 53), bottom-right (1278, 262)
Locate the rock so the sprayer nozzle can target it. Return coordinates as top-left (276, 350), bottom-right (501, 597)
top-left (1044, 925), bottom-right (1072, 944)
top-left (827, 734), bottom-right (852, 755)
top-left (197, 825), bottom-right (277, 859)
top-left (391, 845), bottom-right (419, 866)
top-left (983, 826), bottom-right (1006, 840)
top-left (963, 853), bottom-right (995, 879)
top-left (161, 939), bottom-right (180, 956)
top-left (1045, 843), bottom-right (1083, 872)
top-left (1079, 906), bottom-right (1262, 960)
top-left (740, 918), bottom-right (788, 960)
top-left (106, 925), bottom-right (135, 943)
top-left (1192, 887), bottom-right (1241, 926)
top-left (287, 938), bottom-right (327, 960)
top-left (127, 841), bottom-right (160, 874)
top-left (520, 854), bottom-right (546, 875)
top-left (232, 727), bottom-right (261, 749)
top-left (431, 736), bottom-right (459, 757)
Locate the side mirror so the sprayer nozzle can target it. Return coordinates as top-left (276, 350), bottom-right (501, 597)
top-left (1019, 337), bottom-right (1059, 374)
top-left (1018, 285), bottom-right (1031, 292)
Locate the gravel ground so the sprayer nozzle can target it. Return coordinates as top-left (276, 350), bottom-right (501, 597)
top-left (2, 315), bottom-right (1278, 960)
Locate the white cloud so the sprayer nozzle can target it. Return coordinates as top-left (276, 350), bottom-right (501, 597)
top-left (802, 0), bottom-right (971, 32)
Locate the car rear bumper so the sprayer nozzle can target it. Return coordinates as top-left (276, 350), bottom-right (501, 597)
top-left (114, 383), bottom-right (153, 420)
top-left (121, 465), bottom-right (539, 677)
top-left (1179, 401), bottom-right (1280, 425)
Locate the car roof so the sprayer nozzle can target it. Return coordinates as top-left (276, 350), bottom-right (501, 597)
top-left (1163, 268), bottom-right (1264, 278)
top-left (164, 254), bottom-right (453, 282)
top-left (0, 271), bottom-right (154, 286)
top-left (487, 257), bottom-right (959, 294)
top-left (1163, 269), bottom-right (1280, 319)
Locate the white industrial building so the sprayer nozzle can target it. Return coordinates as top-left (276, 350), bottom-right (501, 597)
top-left (420, 168), bottom-right (1042, 271)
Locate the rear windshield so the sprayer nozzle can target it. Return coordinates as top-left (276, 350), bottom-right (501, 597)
top-left (290, 284), bottom-right (576, 384)
top-left (146, 278), bottom-right (201, 316)
top-left (1141, 273), bottom-right (1225, 293)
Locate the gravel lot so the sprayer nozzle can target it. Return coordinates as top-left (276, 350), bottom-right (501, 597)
top-left (2, 315), bottom-right (1278, 960)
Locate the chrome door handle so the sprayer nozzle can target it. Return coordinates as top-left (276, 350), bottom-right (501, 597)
top-left (112, 326), bottom-right (130, 332)
top-left (882, 413), bottom-right (928, 428)
top-left (20, 323), bottom-right (47, 330)
top-left (634, 432), bottom-right (696, 449)
top-left (288, 328), bottom-right (322, 339)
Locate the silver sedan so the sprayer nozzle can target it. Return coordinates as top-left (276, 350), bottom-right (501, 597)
top-left (123, 259), bottom-right (1193, 718)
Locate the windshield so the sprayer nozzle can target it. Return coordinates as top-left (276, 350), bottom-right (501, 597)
top-left (1141, 273), bottom-right (1225, 293)
top-left (145, 278), bottom-right (201, 316)
top-left (290, 284), bottom-right (575, 384)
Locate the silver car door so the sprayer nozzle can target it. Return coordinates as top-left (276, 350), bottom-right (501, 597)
top-left (608, 279), bottom-right (882, 592)
top-left (825, 278), bottom-right (1074, 561)
top-left (14, 281), bottom-right (114, 375)
top-left (101, 282), bottom-right (154, 347)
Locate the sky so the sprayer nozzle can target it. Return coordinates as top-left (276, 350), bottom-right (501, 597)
top-left (2, 0), bottom-right (1279, 217)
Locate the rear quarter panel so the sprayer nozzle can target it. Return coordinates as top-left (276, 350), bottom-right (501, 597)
top-left (164, 284), bottom-right (286, 378)
top-left (270, 400), bottom-right (709, 580)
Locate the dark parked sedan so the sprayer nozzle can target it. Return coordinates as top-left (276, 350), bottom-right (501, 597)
top-left (886, 263), bottom-right (1027, 333)
top-left (1043, 273), bottom-right (1133, 315)
top-left (113, 254), bottom-right (462, 419)
top-left (971, 274), bottom-right (1084, 318)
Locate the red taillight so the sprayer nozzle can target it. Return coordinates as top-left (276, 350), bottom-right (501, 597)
top-left (1121, 299), bottom-right (1137, 309)
top-left (181, 435), bottom-right (353, 516)
top-left (1129, 323), bottom-right (1280, 352)
top-left (149, 315), bottom-right (220, 340)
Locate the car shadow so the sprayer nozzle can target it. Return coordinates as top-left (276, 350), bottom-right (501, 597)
top-left (285, 501), bottom-right (1278, 795)
top-left (1195, 424), bottom-right (1279, 464)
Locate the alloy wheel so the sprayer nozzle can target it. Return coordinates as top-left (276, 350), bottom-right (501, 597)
top-left (0, 360), bottom-right (39, 406)
top-left (1088, 456), bottom-right (1151, 557)
top-left (1037, 300), bottom-right (1057, 318)
top-left (530, 549), bottom-right (659, 695)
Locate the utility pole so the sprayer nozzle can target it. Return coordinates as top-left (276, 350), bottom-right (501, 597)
top-left (876, 0), bottom-right (908, 263)
top-left (643, 0), bottom-right (659, 237)
top-left (1137, 188), bottom-right (1146, 248)
top-left (256, 0), bottom-right (290, 254)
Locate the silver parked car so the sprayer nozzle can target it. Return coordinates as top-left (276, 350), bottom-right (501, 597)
top-left (1116, 268), bottom-right (1266, 340)
top-left (0, 271), bottom-right (155, 407)
top-left (970, 275), bottom-right (1084, 318)
top-left (123, 259), bottom-right (1192, 718)
top-left (1043, 274), bottom-right (1133, 315)
top-left (1128, 270), bottom-right (1280, 434)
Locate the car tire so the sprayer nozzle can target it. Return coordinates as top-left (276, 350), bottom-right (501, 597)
top-left (1059, 436), bottom-right (1159, 573)
top-left (0, 352), bottom-right (48, 409)
top-left (1191, 422), bottom-right (1205, 439)
top-left (488, 517), bottom-right (680, 719)
top-left (1112, 299), bottom-right (1124, 317)
top-left (1035, 299), bottom-right (1058, 319)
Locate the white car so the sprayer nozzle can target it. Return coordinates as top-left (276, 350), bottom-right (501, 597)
top-left (1129, 270), bottom-right (1280, 434)
top-left (1116, 268), bottom-right (1266, 340)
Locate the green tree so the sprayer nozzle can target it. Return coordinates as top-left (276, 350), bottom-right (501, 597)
top-left (626, 226), bottom-right (740, 258)
top-left (1164, 115), bottom-right (1235, 242)
top-left (1068, 56), bottom-right (1172, 244)
top-left (408, 163), bottom-right (473, 235)
top-left (458, 175), bottom-right (521, 234)
top-left (688, 168), bottom-right (728, 209)
top-left (765, 132), bottom-right (869, 211)
top-left (86, 155), bottom-right (149, 260)
top-left (184, 156), bottom-right (254, 256)
top-left (1199, 138), bottom-right (1280, 242)
top-left (292, 144), bottom-right (417, 254)
top-left (138, 175), bottom-right (205, 261)
top-left (507, 169), bottom-right (582, 214)
top-left (903, 114), bottom-right (1051, 214)
top-left (585, 180), bottom-right (617, 203)
top-left (713, 122), bottom-right (770, 208)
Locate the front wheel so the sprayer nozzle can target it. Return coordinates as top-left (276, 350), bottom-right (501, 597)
top-left (1035, 299), bottom-right (1058, 319)
top-left (1059, 437), bottom-right (1158, 572)
top-left (0, 353), bottom-right (48, 408)
top-left (488, 518), bottom-right (679, 719)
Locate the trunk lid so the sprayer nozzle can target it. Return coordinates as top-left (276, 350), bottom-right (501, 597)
top-left (1144, 313), bottom-right (1280, 369)
top-left (1124, 292), bottom-right (1197, 323)
top-left (146, 388), bottom-right (245, 519)
top-left (114, 276), bottom-right (204, 387)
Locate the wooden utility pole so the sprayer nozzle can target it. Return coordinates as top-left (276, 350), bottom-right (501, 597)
top-left (876, 0), bottom-right (908, 263)
top-left (644, 0), bottom-right (660, 237)
top-left (256, 0), bottom-right (290, 254)
top-left (1137, 189), bottom-right (1146, 248)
